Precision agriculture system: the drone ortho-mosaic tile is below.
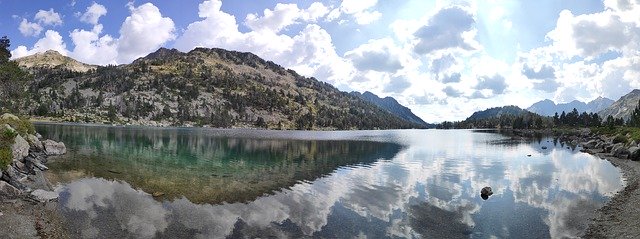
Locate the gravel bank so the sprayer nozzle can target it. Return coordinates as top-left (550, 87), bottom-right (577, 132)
top-left (584, 153), bottom-right (640, 238)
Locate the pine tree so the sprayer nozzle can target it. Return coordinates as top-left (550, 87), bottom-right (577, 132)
top-left (628, 99), bottom-right (640, 127)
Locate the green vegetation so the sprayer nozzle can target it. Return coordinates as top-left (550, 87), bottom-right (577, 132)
top-left (15, 46), bottom-right (422, 130)
top-left (0, 115), bottom-right (36, 169)
top-left (0, 36), bottom-right (31, 112)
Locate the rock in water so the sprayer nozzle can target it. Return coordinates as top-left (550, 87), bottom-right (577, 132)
top-left (481, 186), bottom-right (493, 200)
top-left (42, 139), bottom-right (66, 155)
top-left (11, 134), bottom-right (30, 162)
top-left (30, 189), bottom-right (58, 202)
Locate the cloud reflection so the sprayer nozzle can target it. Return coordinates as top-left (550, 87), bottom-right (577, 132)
top-left (49, 129), bottom-right (623, 238)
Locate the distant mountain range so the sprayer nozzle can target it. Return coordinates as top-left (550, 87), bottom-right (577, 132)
top-left (351, 91), bottom-right (431, 127)
top-left (599, 89), bottom-right (640, 121)
top-left (527, 97), bottom-right (614, 116)
top-left (466, 105), bottom-right (529, 121)
top-left (13, 48), bottom-right (424, 130)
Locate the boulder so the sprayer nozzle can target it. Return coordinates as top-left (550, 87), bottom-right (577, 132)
top-left (11, 134), bottom-right (30, 162)
top-left (481, 186), bottom-right (493, 200)
top-left (0, 181), bottom-right (21, 198)
top-left (629, 147), bottom-right (640, 161)
top-left (42, 139), bottom-right (66, 155)
top-left (26, 134), bottom-right (44, 150)
top-left (583, 140), bottom-right (599, 149)
top-left (30, 189), bottom-right (58, 202)
top-left (612, 144), bottom-right (629, 159)
top-left (25, 157), bottom-right (48, 171)
top-left (0, 113), bottom-right (20, 121)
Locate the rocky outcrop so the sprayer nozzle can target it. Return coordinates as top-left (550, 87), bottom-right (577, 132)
top-left (11, 134), bottom-right (29, 161)
top-left (42, 139), bottom-right (66, 155)
top-left (1, 122), bottom-right (65, 199)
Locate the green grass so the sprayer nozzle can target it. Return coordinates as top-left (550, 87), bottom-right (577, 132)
top-left (592, 126), bottom-right (640, 144)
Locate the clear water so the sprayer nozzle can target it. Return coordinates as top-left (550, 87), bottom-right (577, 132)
top-left (36, 124), bottom-right (624, 239)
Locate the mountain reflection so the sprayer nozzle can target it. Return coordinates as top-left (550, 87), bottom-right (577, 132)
top-left (39, 126), bottom-right (624, 238)
top-left (38, 124), bottom-right (402, 203)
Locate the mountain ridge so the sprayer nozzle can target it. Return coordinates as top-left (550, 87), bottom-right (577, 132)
top-left (12, 48), bottom-right (424, 130)
top-left (527, 97), bottom-right (614, 116)
top-left (599, 89), bottom-right (640, 121)
top-left (466, 105), bottom-right (530, 121)
top-left (351, 91), bottom-right (431, 127)
top-left (15, 50), bottom-right (97, 73)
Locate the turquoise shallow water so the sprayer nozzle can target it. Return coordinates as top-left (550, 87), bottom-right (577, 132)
top-left (36, 124), bottom-right (624, 238)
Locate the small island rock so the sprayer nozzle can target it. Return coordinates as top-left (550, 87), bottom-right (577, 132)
top-left (42, 140), bottom-right (66, 155)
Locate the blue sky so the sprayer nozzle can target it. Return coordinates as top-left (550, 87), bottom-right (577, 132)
top-left (2, 0), bottom-right (639, 122)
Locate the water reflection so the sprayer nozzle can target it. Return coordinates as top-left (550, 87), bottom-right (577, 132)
top-left (36, 125), bottom-right (624, 238)
top-left (38, 124), bottom-right (401, 204)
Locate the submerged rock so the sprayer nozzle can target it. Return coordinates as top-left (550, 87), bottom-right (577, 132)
top-left (42, 140), bottom-right (66, 155)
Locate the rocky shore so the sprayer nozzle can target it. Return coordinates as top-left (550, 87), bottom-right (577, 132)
top-left (0, 113), bottom-right (68, 238)
top-left (513, 128), bottom-right (640, 238)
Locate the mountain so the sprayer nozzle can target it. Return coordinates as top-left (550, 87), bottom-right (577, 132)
top-left (599, 89), bottom-right (640, 120)
top-left (351, 91), bottom-right (431, 127)
top-left (588, 97), bottom-right (616, 113)
top-left (527, 97), bottom-right (614, 116)
top-left (15, 50), bottom-right (97, 73)
top-left (466, 105), bottom-right (529, 121)
top-left (13, 48), bottom-right (424, 130)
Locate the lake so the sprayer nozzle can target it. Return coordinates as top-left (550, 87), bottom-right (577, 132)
top-left (35, 123), bottom-right (624, 239)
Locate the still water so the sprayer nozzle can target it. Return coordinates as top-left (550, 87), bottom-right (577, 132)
top-left (35, 124), bottom-right (624, 239)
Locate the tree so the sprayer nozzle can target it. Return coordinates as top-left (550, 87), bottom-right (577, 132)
top-left (0, 36), bottom-right (10, 63)
top-left (628, 99), bottom-right (640, 127)
top-left (0, 36), bottom-right (30, 111)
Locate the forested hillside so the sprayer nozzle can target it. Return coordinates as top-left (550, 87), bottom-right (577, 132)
top-left (13, 47), bottom-right (423, 130)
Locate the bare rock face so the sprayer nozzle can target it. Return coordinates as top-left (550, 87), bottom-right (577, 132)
top-left (42, 140), bottom-right (66, 155)
top-left (11, 135), bottom-right (30, 162)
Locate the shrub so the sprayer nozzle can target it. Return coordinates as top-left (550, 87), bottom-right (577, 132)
top-left (0, 146), bottom-right (11, 170)
top-left (0, 115), bottom-right (35, 136)
top-left (613, 134), bottom-right (628, 144)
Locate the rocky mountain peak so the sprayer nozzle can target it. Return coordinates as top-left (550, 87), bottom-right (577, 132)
top-left (15, 50), bottom-right (97, 73)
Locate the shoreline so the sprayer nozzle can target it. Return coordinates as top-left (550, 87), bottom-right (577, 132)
top-left (511, 128), bottom-right (640, 238)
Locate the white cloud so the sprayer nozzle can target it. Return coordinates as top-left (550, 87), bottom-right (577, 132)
top-left (245, 3), bottom-right (328, 33)
top-left (116, 3), bottom-right (175, 63)
top-left (413, 6), bottom-right (478, 54)
top-left (35, 8), bottom-right (63, 26)
top-left (174, 1), bottom-right (353, 86)
top-left (326, 0), bottom-right (381, 25)
top-left (18, 18), bottom-right (43, 37)
top-left (345, 38), bottom-right (403, 73)
top-left (11, 30), bottom-right (68, 59)
top-left (69, 24), bottom-right (118, 65)
top-left (80, 2), bottom-right (108, 25)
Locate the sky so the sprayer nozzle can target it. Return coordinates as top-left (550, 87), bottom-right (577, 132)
top-left (1, 0), bottom-right (639, 122)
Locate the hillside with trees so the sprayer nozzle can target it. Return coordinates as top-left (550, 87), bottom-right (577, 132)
top-left (8, 42), bottom-right (423, 130)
